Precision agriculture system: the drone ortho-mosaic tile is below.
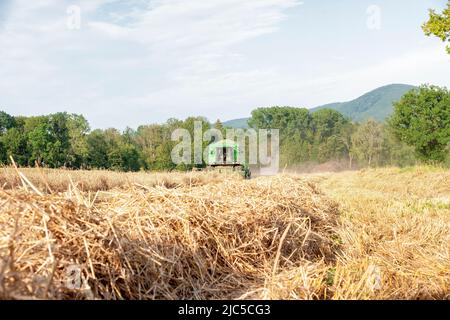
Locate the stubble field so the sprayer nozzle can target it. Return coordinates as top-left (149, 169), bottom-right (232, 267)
top-left (0, 166), bottom-right (448, 299)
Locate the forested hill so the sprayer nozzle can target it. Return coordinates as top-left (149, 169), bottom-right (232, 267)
top-left (310, 84), bottom-right (416, 122)
top-left (223, 84), bottom-right (416, 128)
top-left (222, 118), bottom-right (250, 129)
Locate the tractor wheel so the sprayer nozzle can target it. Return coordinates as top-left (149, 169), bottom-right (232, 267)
top-left (244, 167), bottom-right (251, 179)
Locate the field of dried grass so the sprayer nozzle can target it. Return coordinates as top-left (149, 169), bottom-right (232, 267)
top-left (0, 166), bottom-right (448, 300)
top-left (311, 167), bottom-right (449, 299)
top-left (0, 167), bottom-right (228, 192)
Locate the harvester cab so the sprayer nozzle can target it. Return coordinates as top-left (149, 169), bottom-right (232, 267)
top-left (207, 139), bottom-right (251, 179)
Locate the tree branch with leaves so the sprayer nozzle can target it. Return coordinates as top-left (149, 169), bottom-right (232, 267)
top-left (423, 1), bottom-right (450, 54)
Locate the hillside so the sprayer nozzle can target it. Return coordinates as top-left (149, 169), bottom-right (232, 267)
top-left (310, 84), bottom-right (416, 122)
top-left (223, 117), bottom-right (250, 129)
top-left (223, 84), bottom-right (415, 127)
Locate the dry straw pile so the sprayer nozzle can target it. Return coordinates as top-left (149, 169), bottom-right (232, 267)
top-left (1, 166), bottom-right (448, 300)
top-left (0, 167), bottom-right (225, 192)
top-left (0, 169), bottom-right (339, 300)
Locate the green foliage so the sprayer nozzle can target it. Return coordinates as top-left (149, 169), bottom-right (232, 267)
top-left (67, 114), bottom-right (90, 168)
top-left (0, 111), bottom-right (16, 134)
top-left (86, 129), bottom-right (110, 169)
top-left (178, 116), bottom-right (211, 169)
top-left (249, 107), bottom-right (310, 166)
top-left (25, 116), bottom-right (54, 166)
top-left (248, 106), bottom-right (351, 166)
top-left (83, 117), bottom-right (212, 172)
top-left (388, 85), bottom-right (450, 162)
top-left (213, 119), bottom-right (224, 131)
top-left (311, 109), bottom-right (349, 162)
top-left (21, 113), bottom-right (73, 167)
top-left (0, 111), bottom-right (17, 164)
top-left (381, 127), bottom-right (417, 167)
top-left (351, 119), bottom-right (384, 167)
top-left (338, 122), bottom-right (356, 168)
top-left (109, 142), bottom-right (140, 172)
top-left (249, 106), bottom-right (311, 131)
top-left (0, 140), bottom-right (5, 164)
top-left (0, 127), bottom-right (29, 165)
top-left (248, 104), bottom-right (426, 168)
top-left (423, 1), bottom-right (450, 54)
top-left (134, 124), bottom-right (171, 170)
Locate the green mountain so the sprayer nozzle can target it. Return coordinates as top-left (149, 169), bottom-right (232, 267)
top-left (223, 117), bottom-right (250, 129)
top-left (310, 84), bottom-right (416, 122)
top-left (222, 84), bottom-right (416, 128)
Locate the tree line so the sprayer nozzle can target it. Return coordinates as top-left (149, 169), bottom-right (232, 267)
top-left (248, 107), bottom-right (413, 168)
top-left (0, 85), bottom-right (448, 171)
top-left (250, 85), bottom-right (449, 168)
top-left (0, 113), bottom-right (213, 171)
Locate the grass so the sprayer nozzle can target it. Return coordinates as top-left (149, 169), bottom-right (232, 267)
top-left (0, 166), bottom-right (448, 300)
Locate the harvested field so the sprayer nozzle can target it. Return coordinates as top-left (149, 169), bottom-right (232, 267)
top-left (0, 172), bottom-right (339, 299)
top-left (0, 166), bottom-right (448, 300)
top-left (0, 167), bottom-right (232, 192)
top-left (313, 166), bottom-right (450, 299)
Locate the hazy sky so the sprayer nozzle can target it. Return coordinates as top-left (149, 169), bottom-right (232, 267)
top-left (0, 0), bottom-right (449, 129)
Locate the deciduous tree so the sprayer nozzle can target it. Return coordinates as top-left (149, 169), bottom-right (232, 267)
top-left (389, 85), bottom-right (450, 162)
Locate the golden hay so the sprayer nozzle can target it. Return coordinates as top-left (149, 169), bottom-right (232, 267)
top-left (0, 172), bottom-right (338, 300)
top-left (0, 166), bottom-right (448, 300)
top-left (314, 166), bottom-right (450, 300)
top-left (0, 167), bottom-right (235, 192)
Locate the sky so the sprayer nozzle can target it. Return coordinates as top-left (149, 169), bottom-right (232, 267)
top-left (0, 0), bottom-right (449, 129)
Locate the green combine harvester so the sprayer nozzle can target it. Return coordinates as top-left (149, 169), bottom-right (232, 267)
top-left (206, 139), bottom-right (251, 179)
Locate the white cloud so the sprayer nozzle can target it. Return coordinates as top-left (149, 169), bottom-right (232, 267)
top-left (89, 21), bottom-right (130, 37)
top-left (0, 0), bottom-right (448, 129)
top-left (0, 0), bottom-right (303, 127)
top-left (87, 0), bottom-right (302, 77)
